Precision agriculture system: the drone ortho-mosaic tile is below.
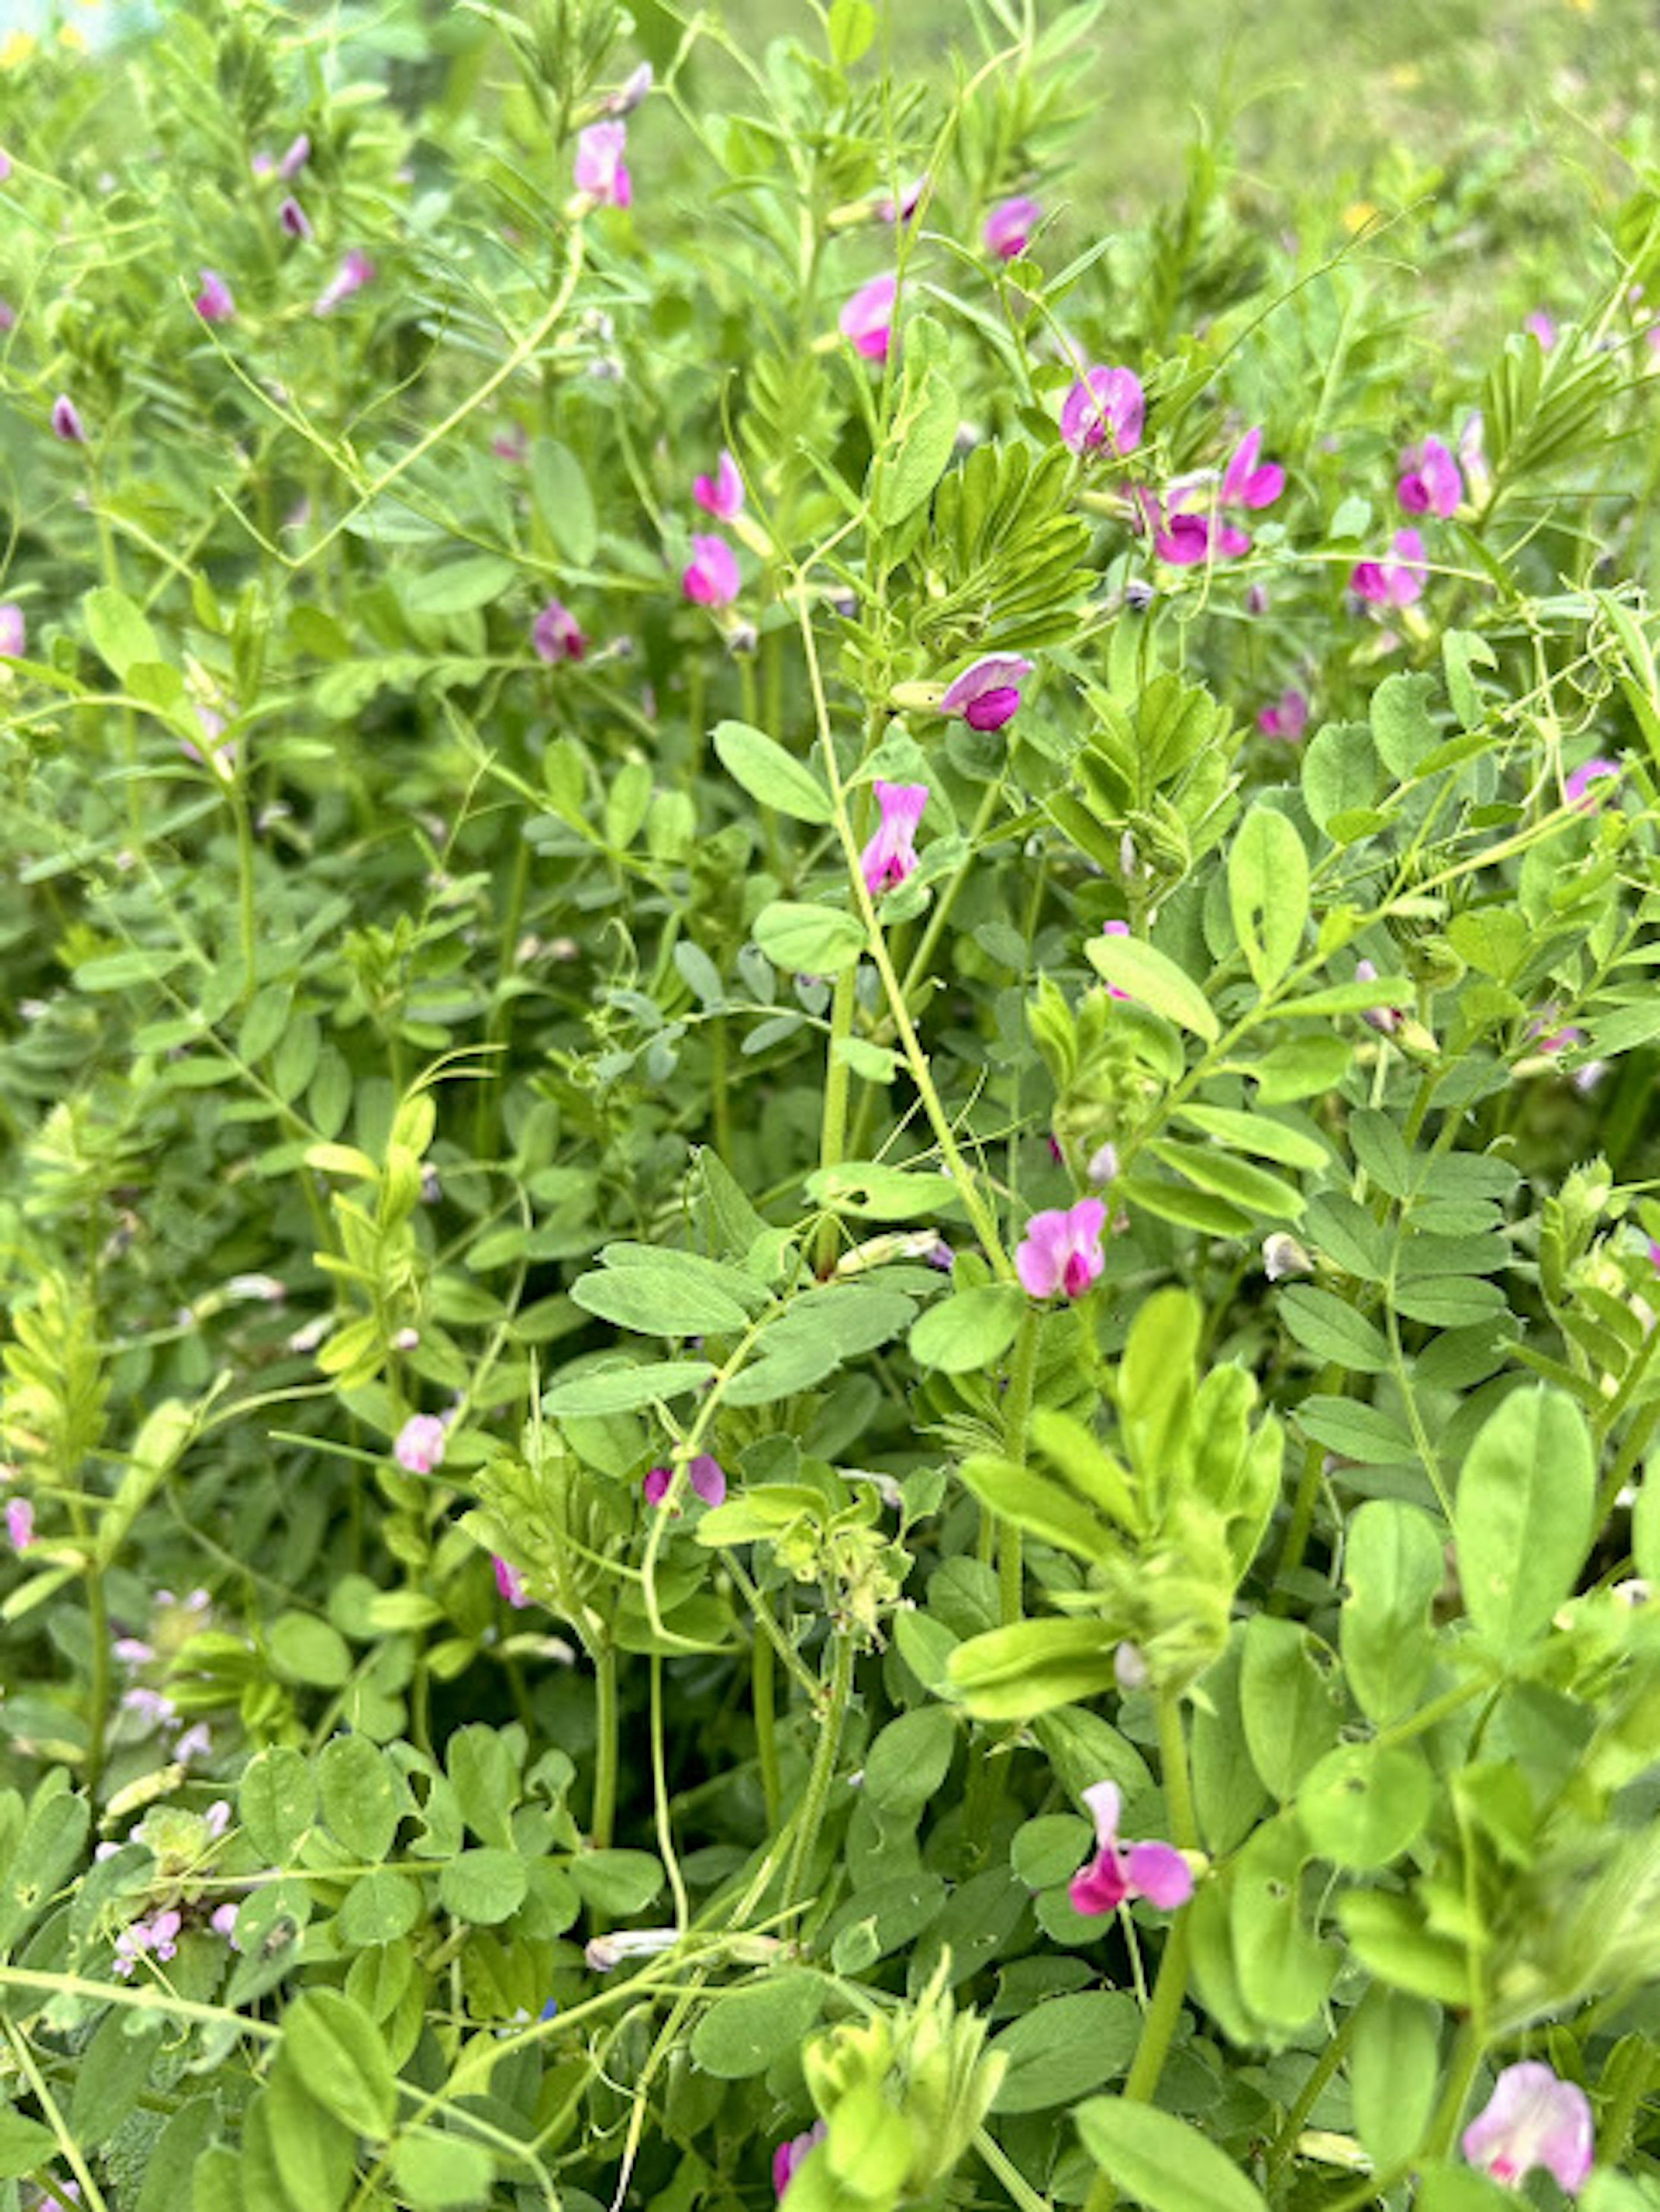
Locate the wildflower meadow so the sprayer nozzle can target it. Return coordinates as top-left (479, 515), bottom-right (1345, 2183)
top-left (4, 0), bottom-right (1660, 2208)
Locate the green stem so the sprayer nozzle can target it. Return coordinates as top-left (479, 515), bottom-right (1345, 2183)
top-left (1270, 1367), bottom-right (1340, 1612)
top-left (85, 1570), bottom-right (110, 1798)
top-left (591, 1638), bottom-right (618, 1849)
top-left (1426, 2022), bottom-right (1484, 2160)
top-left (753, 1606), bottom-right (781, 1835)
top-left (1156, 1687), bottom-right (1198, 1849)
top-left (814, 969), bottom-right (859, 1273)
top-left (230, 787), bottom-right (258, 1005)
top-left (783, 1631), bottom-right (855, 1912)
top-left (998, 1309), bottom-right (1041, 1627)
top-left (1264, 1995), bottom-right (1370, 2180)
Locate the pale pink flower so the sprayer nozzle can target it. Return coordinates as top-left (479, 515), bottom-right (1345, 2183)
top-left (278, 132), bottom-right (311, 181)
top-left (278, 196), bottom-right (312, 240)
top-left (774, 2120), bottom-right (829, 2199)
top-left (532, 598), bottom-right (587, 662)
top-left (1099, 918), bottom-right (1132, 1001)
top-left (1067, 1778), bottom-right (1192, 1914)
top-left (985, 194), bottom-right (1041, 259)
top-left (642, 1453), bottom-right (726, 1509)
top-left (0, 150), bottom-right (10, 182)
top-left (693, 449), bottom-right (744, 521)
top-left (683, 534), bottom-right (740, 606)
top-left (393, 1414), bottom-right (447, 1475)
top-left (1396, 435), bottom-right (1462, 517)
top-left (210, 1902), bottom-right (240, 1941)
top-left (1462, 2063), bottom-right (1593, 2195)
top-left (194, 268), bottom-right (236, 323)
top-left (51, 394), bottom-right (86, 444)
top-left (112, 1908), bottom-right (183, 1978)
top-left (1220, 425), bottom-right (1284, 510)
top-left (607, 61), bottom-right (654, 116)
top-left (313, 249), bottom-right (374, 316)
top-left (1564, 756), bottom-right (1619, 809)
top-left (1059, 365), bottom-right (1144, 456)
top-left (1350, 528), bottom-right (1427, 606)
top-left (0, 604), bottom-right (23, 658)
top-left (1355, 957), bottom-right (1404, 1037)
top-left (6, 1497), bottom-right (33, 1551)
top-left (1258, 688), bottom-right (1309, 741)
top-left (1015, 1198), bottom-right (1107, 1300)
top-left (878, 176), bottom-right (926, 223)
top-left (839, 273), bottom-right (897, 362)
top-left (0, 300), bottom-right (14, 333)
top-left (494, 1555), bottom-right (530, 1608)
top-left (940, 652), bottom-right (1034, 732)
top-left (574, 121), bottom-right (631, 208)
top-left (860, 779), bottom-right (928, 895)
top-left (1524, 310), bottom-right (1558, 350)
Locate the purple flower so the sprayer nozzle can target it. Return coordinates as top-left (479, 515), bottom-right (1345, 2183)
top-left (1525, 309), bottom-right (1558, 351)
top-left (860, 779), bottom-right (928, 896)
top-left (6, 1497), bottom-right (34, 1552)
top-left (210, 1902), bottom-right (240, 1941)
top-left (1258, 687), bottom-right (1309, 741)
top-left (112, 1907), bottom-right (183, 1978)
top-left (939, 652), bottom-right (1034, 732)
top-left (1564, 756), bottom-right (1619, 810)
top-left (494, 1555), bottom-right (530, 1608)
top-left (1099, 918), bottom-right (1132, 1001)
top-left (393, 1414), bottom-right (447, 1475)
top-left (693, 449), bottom-right (744, 521)
top-left (194, 268), bottom-right (236, 323)
top-left (51, 393), bottom-right (86, 444)
top-left (0, 149), bottom-right (10, 182)
top-left (1060, 364), bottom-right (1145, 456)
top-left (278, 131), bottom-right (311, 181)
top-left (0, 299), bottom-right (14, 333)
top-left (607, 61), bottom-right (654, 116)
top-left (642, 1453), bottom-right (726, 1510)
top-left (0, 604), bottom-right (23, 658)
top-left (278, 196), bottom-right (313, 240)
top-left (1462, 2063), bottom-right (1593, 2195)
top-left (574, 121), bottom-right (631, 208)
top-left (1220, 425), bottom-right (1284, 510)
top-left (683, 534), bottom-right (740, 607)
top-left (1350, 527), bottom-right (1427, 607)
top-left (313, 249), bottom-right (374, 316)
top-left (1137, 488), bottom-right (1248, 566)
top-left (1396, 434), bottom-right (1462, 518)
top-left (773, 2120), bottom-right (828, 2200)
top-left (533, 597), bottom-right (587, 663)
top-left (1015, 1198), bottom-right (1107, 1301)
top-left (839, 272), bottom-right (897, 362)
top-left (1067, 1778), bottom-right (1192, 1915)
top-left (878, 176), bottom-right (926, 223)
top-left (985, 193), bottom-right (1041, 259)
top-left (1354, 957), bottom-right (1404, 1037)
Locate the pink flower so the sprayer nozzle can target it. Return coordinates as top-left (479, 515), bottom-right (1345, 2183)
top-left (313, 249), bottom-right (375, 316)
top-left (1220, 425), bottom-right (1284, 510)
top-left (0, 604), bottom-right (23, 658)
top-left (0, 299), bottom-right (14, 333)
top-left (693, 449), bottom-right (744, 521)
top-left (839, 273), bottom-right (897, 362)
top-left (1258, 688), bottom-right (1309, 741)
top-left (860, 779), bottom-right (928, 896)
top-left (939, 652), bottom-right (1034, 732)
top-left (1462, 2063), bottom-right (1593, 2195)
top-left (773, 2120), bottom-right (828, 2200)
top-left (1564, 756), bottom-right (1619, 809)
top-left (1099, 918), bottom-right (1132, 1001)
top-left (493, 1555), bottom-right (530, 1608)
top-left (1350, 527), bottom-right (1427, 607)
top-left (210, 1902), bottom-right (240, 1941)
top-left (985, 194), bottom-right (1041, 259)
top-left (51, 394), bottom-right (86, 444)
top-left (683, 534), bottom-right (740, 607)
top-left (0, 150), bottom-right (10, 182)
top-left (1015, 1198), bottom-right (1107, 1300)
top-left (393, 1414), bottom-right (447, 1475)
top-left (1136, 489), bottom-right (1248, 566)
top-left (642, 1453), bottom-right (726, 1509)
top-left (532, 598), bottom-right (587, 662)
top-left (278, 196), bottom-right (312, 240)
top-left (1067, 1778), bottom-right (1193, 1915)
top-left (574, 121), bottom-right (631, 208)
top-left (1355, 957), bottom-right (1404, 1037)
top-left (1396, 435), bottom-right (1462, 518)
top-left (194, 268), bottom-right (236, 323)
top-left (6, 1497), bottom-right (34, 1552)
top-left (607, 61), bottom-right (654, 116)
top-left (112, 1908), bottom-right (183, 1977)
top-left (878, 176), bottom-right (926, 223)
top-left (1059, 365), bottom-right (1145, 456)
top-left (278, 131), bottom-right (311, 181)
top-left (1524, 310), bottom-right (1558, 351)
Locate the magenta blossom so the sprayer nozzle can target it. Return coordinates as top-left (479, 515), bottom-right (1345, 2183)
top-left (1564, 756), bottom-right (1619, 810)
top-left (1350, 528), bottom-right (1427, 607)
top-left (861, 779), bottom-right (928, 896)
top-left (278, 131), bottom-right (311, 181)
top-left (839, 272), bottom-right (897, 362)
top-left (1068, 1778), bottom-right (1193, 1915)
top-left (1524, 310), bottom-right (1558, 351)
top-left (1396, 434), bottom-right (1462, 518)
top-left (693, 449), bottom-right (744, 521)
top-left (493, 1555), bottom-right (530, 1608)
top-left (1136, 488), bottom-right (1248, 567)
top-left (51, 393), bottom-right (86, 444)
top-left (314, 249), bottom-right (375, 316)
top-left (985, 194), bottom-right (1041, 259)
top-left (773, 2120), bottom-right (829, 2200)
top-left (0, 300), bottom-right (14, 333)
top-left (878, 176), bottom-right (926, 223)
top-left (1100, 918), bottom-right (1132, 1001)
top-left (533, 598), bottom-right (587, 663)
top-left (194, 268), bottom-right (236, 323)
top-left (0, 604), bottom-right (23, 658)
top-left (940, 652), bottom-right (1034, 732)
top-left (1220, 425), bottom-right (1285, 510)
top-left (6, 1497), bottom-right (34, 1552)
top-left (643, 1454), bottom-right (726, 1510)
top-left (1258, 687), bottom-right (1309, 741)
top-left (1016, 1198), bottom-right (1107, 1300)
top-left (393, 1414), bottom-right (447, 1475)
top-left (278, 195), bottom-right (312, 240)
top-left (1462, 2063), bottom-right (1593, 2195)
top-left (1060, 364), bottom-right (1145, 457)
top-left (575, 121), bottom-right (632, 208)
top-left (0, 149), bottom-right (10, 182)
top-left (683, 534), bottom-right (740, 607)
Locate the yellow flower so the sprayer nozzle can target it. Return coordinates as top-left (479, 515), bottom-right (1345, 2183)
top-left (0, 29), bottom-right (38, 66)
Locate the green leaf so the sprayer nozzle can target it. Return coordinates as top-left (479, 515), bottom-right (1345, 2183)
top-left (339, 1868), bottom-right (423, 1946)
top-left (1295, 1396), bottom-right (1415, 1467)
top-left (263, 2059), bottom-right (355, 2212)
top-left (268, 1612), bottom-right (353, 1689)
top-left (958, 1454), bottom-right (1108, 1562)
top-left (827, 1872), bottom-right (948, 1974)
top-left (1371, 671), bottom-right (1441, 779)
top-left (389, 2134), bottom-right (494, 2211)
top-left (1239, 1618), bottom-right (1344, 1800)
top-left (437, 1848), bottom-right (527, 1925)
top-left (1190, 1635), bottom-right (1270, 1856)
top-left (404, 555), bottom-right (517, 616)
top-left (446, 1726), bottom-right (519, 1850)
top-left (1146, 1139), bottom-right (1303, 1221)
top-left (1296, 1742), bottom-right (1432, 1867)
top-left (1229, 804), bottom-right (1309, 990)
top-left (1339, 1891), bottom-right (1469, 2005)
top-left (804, 1162), bottom-right (964, 1220)
top-left (1351, 1991), bottom-right (1441, 2170)
top-left (1453, 1387), bottom-right (1593, 1658)
top-left (1229, 1816), bottom-right (1336, 2032)
top-left (688, 1970), bottom-right (824, 2078)
top-left (1249, 1036), bottom-right (1353, 1104)
top-left (318, 1736), bottom-right (401, 1861)
top-left (1174, 1104), bottom-right (1328, 1171)
top-left (753, 901), bottom-right (867, 977)
top-left (1277, 1286), bottom-right (1391, 1373)
top-left (712, 721), bottom-right (835, 824)
top-left (862, 1706), bottom-right (958, 1816)
top-left (1341, 1500), bottom-right (1444, 1723)
top-left (570, 1263), bottom-right (752, 1339)
top-left (1302, 721), bottom-right (1379, 835)
top-left (949, 1619), bottom-right (1120, 1720)
top-left (567, 1849), bottom-right (664, 1914)
top-left (541, 1360), bottom-right (716, 1415)
top-left (876, 346), bottom-right (959, 527)
top-left (908, 1285), bottom-right (1026, 1373)
top-left (238, 1751), bottom-right (317, 1864)
top-left (827, 0), bottom-right (876, 64)
top-left (0, 2112), bottom-right (60, 2178)
top-left (1085, 932), bottom-right (1218, 1041)
top-left (282, 1988), bottom-right (397, 2139)
top-left (1075, 2097), bottom-right (1269, 2212)
top-left (989, 1992), bottom-right (1141, 2111)
top-left (1010, 1813), bottom-right (1090, 1889)
top-left (84, 583), bottom-right (162, 680)
top-left (530, 437), bottom-right (597, 565)
top-left (0, 1784), bottom-right (89, 1950)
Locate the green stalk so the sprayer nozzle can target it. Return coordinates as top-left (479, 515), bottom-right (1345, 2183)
top-left (591, 1638), bottom-right (619, 1849)
top-left (1425, 2022), bottom-right (1484, 2159)
top-left (752, 1604), bottom-right (781, 1834)
top-left (230, 785), bottom-right (258, 1006)
top-left (814, 968), bottom-right (859, 1273)
top-left (84, 1569), bottom-right (111, 1798)
top-left (1264, 1995), bottom-right (1370, 2180)
top-left (998, 1308), bottom-right (1042, 1626)
top-left (783, 1630), bottom-right (855, 1912)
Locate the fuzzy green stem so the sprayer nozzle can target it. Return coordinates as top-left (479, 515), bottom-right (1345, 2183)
top-left (999, 1308), bottom-right (1041, 1626)
top-left (591, 1638), bottom-right (619, 1850)
top-left (84, 1570), bottom-right (111, 1798)
top-left (815, 968), bottom-right (859, 1273)
top-left (230, 786), bottom-right (258, 1005)
top-left (753, 1607), bottom-right (781, 1834)
top-left (1426, 2022), bottom-right (1484, 2159)
top-left (783, 1630), bottom-right (856, 1912)
top-left (1264, 1994), bottom-right (1371, 2180)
